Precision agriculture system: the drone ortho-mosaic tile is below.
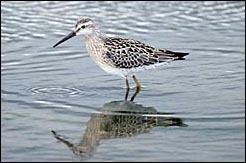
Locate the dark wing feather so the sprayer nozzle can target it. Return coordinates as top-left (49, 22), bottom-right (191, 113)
top-left (104, 37), bottom-right (188, 69)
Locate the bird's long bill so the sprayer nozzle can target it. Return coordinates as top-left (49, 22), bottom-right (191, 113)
top-left (53, 31), bottom-right (76, 48)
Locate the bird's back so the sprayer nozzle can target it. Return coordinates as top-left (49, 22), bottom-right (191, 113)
top-left (103, 37), bottom-right (189, 69)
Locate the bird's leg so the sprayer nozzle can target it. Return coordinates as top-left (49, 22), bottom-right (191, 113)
top-left (132, 75), bottom-right (141, 89)
top-left (125, 77), bottom-right (130, 101)
top-left (130, 75), bottom-right (141, 102)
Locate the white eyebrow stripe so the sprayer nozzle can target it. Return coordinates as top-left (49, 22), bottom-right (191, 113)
top-left (78, 21), bottom-right (93, 28)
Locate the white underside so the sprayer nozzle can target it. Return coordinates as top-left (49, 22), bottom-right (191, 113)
top-left (96, 60), bottom-right (171, 78)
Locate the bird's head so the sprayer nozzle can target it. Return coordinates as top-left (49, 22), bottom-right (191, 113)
top-left (53, 17), bottom-right (96, 48)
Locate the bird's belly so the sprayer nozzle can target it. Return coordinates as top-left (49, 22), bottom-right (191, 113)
top-left (100, 61), bottom-right (170, 77)
top-left (96, 61), bottom-right (128, 77)
top-left (92, 54), bottom-right (169, 77)
top-left (85, 46), bottom-right (123, 76)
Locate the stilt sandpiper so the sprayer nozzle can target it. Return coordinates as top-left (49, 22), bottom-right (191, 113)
top-left (53, 18), bottom-right (189, 100)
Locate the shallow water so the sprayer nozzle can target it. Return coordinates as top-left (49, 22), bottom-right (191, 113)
top-left (1, 1), bottom-right (245, 162)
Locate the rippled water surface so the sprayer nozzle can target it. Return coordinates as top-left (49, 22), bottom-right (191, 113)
top-left (1, 1), bottom-right (245, 162)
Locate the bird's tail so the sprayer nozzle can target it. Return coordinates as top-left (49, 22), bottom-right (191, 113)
top-left (166, 50), bottom-right (189, 60)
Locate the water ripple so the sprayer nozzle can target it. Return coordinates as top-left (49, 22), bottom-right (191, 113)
top-left (28, 86), bottom-right (85, 96)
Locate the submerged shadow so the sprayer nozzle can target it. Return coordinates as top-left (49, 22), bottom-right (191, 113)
top-left (51, 89), bottom-right (187, 158)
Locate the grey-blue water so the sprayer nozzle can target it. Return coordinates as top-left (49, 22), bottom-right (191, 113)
top-left (1, 1), bottom-right (245, 162)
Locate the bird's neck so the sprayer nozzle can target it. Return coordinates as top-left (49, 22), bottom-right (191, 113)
top-left (84, 29), bottom-right (107, 63)
top-left (85, 28), bottom-right (105, 42)
top-left (85, 29), bottom-right (106, 49)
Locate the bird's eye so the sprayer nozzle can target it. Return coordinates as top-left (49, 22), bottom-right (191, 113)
top-left (81, 25), bottom-right (85, 29)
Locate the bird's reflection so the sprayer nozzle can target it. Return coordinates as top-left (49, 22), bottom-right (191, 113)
top-left (52, 88), bottom-right (187, 158)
